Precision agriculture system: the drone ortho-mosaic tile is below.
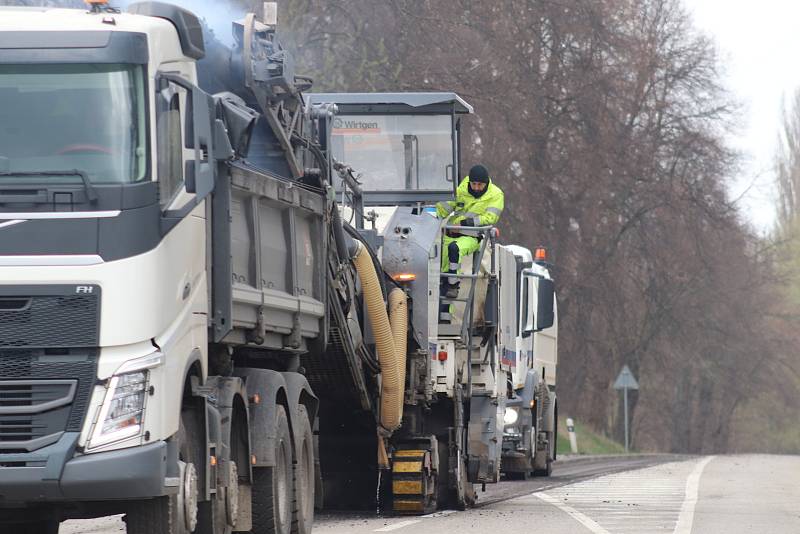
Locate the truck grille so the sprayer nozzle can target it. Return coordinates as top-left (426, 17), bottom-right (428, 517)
top-left (0, 349), bottom-right (98, 453)
top-left (0, 285), bottom-right (100, 348)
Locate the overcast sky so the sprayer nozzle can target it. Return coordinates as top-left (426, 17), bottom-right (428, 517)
top-left (685, 0), bottom-right (800, 232)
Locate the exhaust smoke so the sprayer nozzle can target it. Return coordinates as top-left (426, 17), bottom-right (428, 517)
top-left (121, 0), bottom-right (247, 47)
top-left (1, 0), bottom-right (248, 48)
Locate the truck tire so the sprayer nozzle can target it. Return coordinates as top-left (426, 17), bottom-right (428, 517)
top-left (126, 408), bottom-right (201, 534)
top-left (291, 405), bottom-right (314, 534)
top-left (533, 431), bottom-right (554, 477)
top-left (533, 459), bottom-right (553, 477)
top-left (251, 404), bottom-right (293, 534)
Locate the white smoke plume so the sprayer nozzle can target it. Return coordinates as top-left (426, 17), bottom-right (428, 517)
top-left (118, 0), bottom-right (247, 47)
top-left (0, 0), bottom-right (248, 48)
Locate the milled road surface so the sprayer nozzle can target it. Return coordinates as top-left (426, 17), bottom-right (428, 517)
top-left (62, 454), bottom-right (800, 533)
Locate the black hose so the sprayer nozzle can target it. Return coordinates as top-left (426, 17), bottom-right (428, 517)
top-left (331, 203), bottom-right (352, 263)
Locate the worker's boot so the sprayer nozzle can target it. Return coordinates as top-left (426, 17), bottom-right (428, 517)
top-left (445, 281), bottom-right (460, 298)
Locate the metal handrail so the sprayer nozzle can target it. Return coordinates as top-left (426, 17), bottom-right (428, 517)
top-left (439, 225), bottom-right (497, 391)
top-left (442, 224), bottom-right (494, 233)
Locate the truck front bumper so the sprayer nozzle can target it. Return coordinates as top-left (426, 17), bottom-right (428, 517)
top-left (0, 432), bottom-right (173, 505)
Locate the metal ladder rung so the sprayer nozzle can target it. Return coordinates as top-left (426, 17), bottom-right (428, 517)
top-left (439, 273), bottom-right (481, 280)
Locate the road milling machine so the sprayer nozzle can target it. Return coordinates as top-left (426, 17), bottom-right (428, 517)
top-left (307, 93), bottom-right (553, 513)
top-left (0, 3), bottom-right (555, 533)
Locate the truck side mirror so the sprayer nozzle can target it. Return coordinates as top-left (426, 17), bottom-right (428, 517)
top-left (535, 278), bottom-right (555, 331)
top-left (522, 275), bottom-right (534, 338)
top-left (156, 73), bottom-right (218, 200)
top-left (184, 88), bottom-right (216, 199)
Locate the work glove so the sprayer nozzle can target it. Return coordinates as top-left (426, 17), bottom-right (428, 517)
top-left (461, 218), bottom-right (475, 227)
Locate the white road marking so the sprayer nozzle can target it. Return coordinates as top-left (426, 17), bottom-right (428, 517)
top-left (673, 456), bottom-right (715, 534)
top-left (534, 492), bottom-right (612, 534)
top-left (374, 519), bottom-right (422, 532)
top-left (371, 507), bottom-right (455, 531)
top-left (532, 459), bottom-right (699, 533)
top-left (0, 219), bottom-right (25, 230)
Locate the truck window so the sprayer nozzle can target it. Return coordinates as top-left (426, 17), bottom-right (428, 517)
top-left (156, 84), bottom-right (185, 207)
top-left (330, 114), bottom-right (454, 191)
top-left (0, 63), bottom-right (147, 184)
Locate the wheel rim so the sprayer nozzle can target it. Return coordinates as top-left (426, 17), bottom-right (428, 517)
top-left (226, 461), bottom-right (240, 527)
top-left (182, 461), bottom-right (199, 532)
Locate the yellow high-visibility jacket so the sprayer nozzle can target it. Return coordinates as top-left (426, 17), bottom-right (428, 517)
top-left (436, 177), bottom-right (504, 227)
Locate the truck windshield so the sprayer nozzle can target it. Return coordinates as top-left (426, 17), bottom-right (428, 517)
top-left (0, 63), bottom-right (147, 184)
top-left (331, 114), bottom-right (454, 191)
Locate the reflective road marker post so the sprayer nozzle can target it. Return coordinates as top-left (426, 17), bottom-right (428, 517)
top-left (566, 417), bottom-right (578, 454)
top-left (613, 365), bottom-right (639, 453)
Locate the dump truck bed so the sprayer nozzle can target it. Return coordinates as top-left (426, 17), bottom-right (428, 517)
top-left (209, 161), bottom-right (328, 351)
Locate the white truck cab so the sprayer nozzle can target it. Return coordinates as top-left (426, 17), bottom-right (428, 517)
top-left (0, 4), bottom-right (234, 532)
top-left (500, 245), bottom-right (559, 478)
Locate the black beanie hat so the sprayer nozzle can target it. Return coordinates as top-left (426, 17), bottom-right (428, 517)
top-left (468, 164), bottom-right (490, 184)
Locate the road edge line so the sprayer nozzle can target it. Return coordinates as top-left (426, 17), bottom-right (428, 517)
top-left (533, 492), bottom-right (612, 534)
top-left (673, 455), bottom-right (715, 534)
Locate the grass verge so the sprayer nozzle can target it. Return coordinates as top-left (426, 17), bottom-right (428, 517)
top-left (556, 417), bottom-right (626, 456)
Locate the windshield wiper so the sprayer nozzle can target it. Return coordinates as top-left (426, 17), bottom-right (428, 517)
top-left (0, 170), bottom-right (98, 204)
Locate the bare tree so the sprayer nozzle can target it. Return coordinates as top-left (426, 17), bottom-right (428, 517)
top-left (776, 90), bottom-right (800, 229)
top-left (273, 0), bottom-right (800, 453)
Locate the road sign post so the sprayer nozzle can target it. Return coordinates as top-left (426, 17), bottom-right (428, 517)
top-left (566, 417), bottom-right (578, 454)
top-left (613, 365), bottom-right (639, 453)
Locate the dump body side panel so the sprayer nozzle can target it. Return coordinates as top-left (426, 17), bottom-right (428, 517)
top-left (211, 163), bottom-right (327, 351)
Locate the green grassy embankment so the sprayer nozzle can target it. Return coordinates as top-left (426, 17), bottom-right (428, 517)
top-left (556, 417), bottom-right (627, 456)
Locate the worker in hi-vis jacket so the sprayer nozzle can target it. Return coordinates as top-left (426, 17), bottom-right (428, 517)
top-left (436, 164), bottom-right (504, 322)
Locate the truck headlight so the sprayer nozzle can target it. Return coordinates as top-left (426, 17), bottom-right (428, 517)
top-left (503, 407), bottom-right (519, 426)
top-left (88, 351), bottom-right (163, 450)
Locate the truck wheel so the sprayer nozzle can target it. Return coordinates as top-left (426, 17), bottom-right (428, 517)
top-left (534, 459), bottom-right (553, 477)
top-left (291, 405), bottom-right (314, 534)
top-left (533, 431), bottom-right (554, 477)
top-left (251, 404), bottom-right (294, 534)
top-left (126, 408), bottom-right (201, 534)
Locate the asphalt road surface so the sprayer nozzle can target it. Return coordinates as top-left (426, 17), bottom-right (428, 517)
top-left (62, 454), bottom-right (800, 534)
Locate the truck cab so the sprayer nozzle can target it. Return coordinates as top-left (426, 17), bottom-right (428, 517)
top-left (0, 4), bottom-right (277, 533)
top-left (501, 245), bottom-right (558, 478)
top-left (0, 0), bottom-right (210, 504)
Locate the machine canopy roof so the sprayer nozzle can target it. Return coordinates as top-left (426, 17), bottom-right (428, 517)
top-left (307, 92), bottom-right (473, 114)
